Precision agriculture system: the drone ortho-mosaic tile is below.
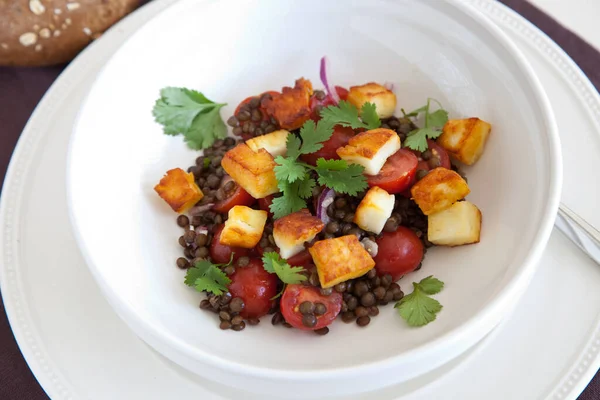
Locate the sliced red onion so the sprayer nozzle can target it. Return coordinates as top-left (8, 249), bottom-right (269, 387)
top-left (320, 56), bottom-right (340, 105)
top-left (195, 226), bottom-right (209, 235)
top-left (316, 188), bottom-right (336, 225)
top-left (384, 81), bottom-right (395, 92)
top-left (187, 203), bottom-right (214, 216)
top-left (360, 237), bottom-right (378, 257)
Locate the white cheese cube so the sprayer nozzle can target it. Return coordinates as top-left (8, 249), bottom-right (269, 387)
top-left (273, 209), bottom-right (324, 259)
top-left (427, 201), bottom-right (482, 246)
top-left (219, 205), bottom-right (268, 248)
top-left (336, 128), bottom-right (400, 175)
top-left (347, 83), bottom-right (397, 119)
top-left (245, 129), bottom-right (290, 157)
top-left (354, 186), bottom-right (395, 234)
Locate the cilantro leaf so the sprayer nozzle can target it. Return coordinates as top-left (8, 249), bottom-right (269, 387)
top-left (417, 276), bottom-right (444, 295)
top-left (285, 133), bottom-right (303, 160)
top-left (184, 105), bottom-right (227, 150)
top-left (274, 156), bottom-right (307, 183)
top-left (394, 276), bottom-right (444, 327)
top-left (315, 159), bottom-right (368, 195)
top-left (184, 259), bottom-right (231, 296)
top-left (298, 119), bottom-right (334, 155)
top-left (262, 252), bottom-right (307, 285)
top-left (296, 176), bottom-right (317, 198)
top-left (402, 99), bottom-right (448, 152)
top-left (152, 87), bottom-right (227, 150)
top-left (321, 100), bottom-right (367, 129)
top-left (426, 109), bottom-right (449, 128)
top-left (360, 102), bottom-right (382, 129)
top-left (270, 189), bottom-right (306, 219)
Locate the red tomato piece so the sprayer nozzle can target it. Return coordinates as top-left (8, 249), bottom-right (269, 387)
top-left (280, 285), bottom-right (342, 330)
top-left (258, 195), bottom-right (274, 218)
top-left (366, 149), bottom-right (418, 194)
top-left (374, 226), bottom-right (424, 281)
top-left (228, 258), bottom-right (278, 319)
top-left (212, 179), bottom-right (255, 214)
top-left (209, 224), bottom-right (251, 264)
top-left (413, 139), bottom-right (451, 172)
top-left (300, 125), bottom-right (355, 166)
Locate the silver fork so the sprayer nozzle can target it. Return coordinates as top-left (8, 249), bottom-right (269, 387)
top-left (557, 203), bottom-right (600, 264)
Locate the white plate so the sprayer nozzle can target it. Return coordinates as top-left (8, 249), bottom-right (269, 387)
top-left (66, 0), bottom-right (561, 394)
top-left (1, 0), bottom-right (599, 399)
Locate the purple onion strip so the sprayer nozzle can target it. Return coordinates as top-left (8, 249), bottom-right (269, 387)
top-left (320, 56), bottom-right (340, 105)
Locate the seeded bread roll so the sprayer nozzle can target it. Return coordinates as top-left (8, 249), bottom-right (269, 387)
top-left (0, 0), bottom-right (139, 66)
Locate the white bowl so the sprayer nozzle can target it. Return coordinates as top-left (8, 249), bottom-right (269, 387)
top-left (67, 0), bottom-right (562, 397)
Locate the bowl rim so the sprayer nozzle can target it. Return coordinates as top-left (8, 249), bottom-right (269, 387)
top-left (66, 0), bottom-right (563, 382)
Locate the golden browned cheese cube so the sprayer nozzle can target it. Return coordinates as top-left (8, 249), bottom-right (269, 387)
top-left (438, 118), bottom-right (492, 165)
top-left (221, 143), bottom-right (278, 199)
top-left (309, 235), bottom-right (375, 288)
top-left (273, 209), bottom-right (324, 259)
top-left (336, 128), bottom-right (401, 175)
top-left (154, 168), bottom-right (204, 213)
top-left (347, 82), bottom-right (397, 118)
top-left (219, 206), bottom-right (268, 248)
top-left (428, 201), bottom-right (482, 246)
top-left (410, 167), bottom-right (470, 215)
top-left (263, 78), bottom-right (313, 130)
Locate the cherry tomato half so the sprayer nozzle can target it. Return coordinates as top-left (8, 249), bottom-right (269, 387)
top-left (212, 178), bottom-right (255, 214)
top-left (414, 140), bottom-right (451, 172)
top-left (366, 149), bottom-right (418, 194)
top-left (300, 125), bottom-right (355, 166)
top-left (258, 195), bottom-right (274, 218)
top-left (280, 284), bottom-right (343, 330)
top-left (374, 226), bottom-right (424, 281)
top-left (228, 258), bottom-right (278, 319)
top-left (210, 224), bottom-right (251, 264)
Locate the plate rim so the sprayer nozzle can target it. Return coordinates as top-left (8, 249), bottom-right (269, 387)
top-left (0, 0), bottom-right (597, 398)
top-left (65, 0), bottom-right (562, 381)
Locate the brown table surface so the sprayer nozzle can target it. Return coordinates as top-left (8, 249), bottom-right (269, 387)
top-left (1, 0), bottom-right (600, 399)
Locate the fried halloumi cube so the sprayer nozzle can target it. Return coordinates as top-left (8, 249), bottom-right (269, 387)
top-left (438, 118), bottom-right (492, 165)
top-left (428, 201), bottom-right (482, 246)
top-left (336, 128), bottom-right (401, 175)
top-left (154, 168), bottom-right (204, 213)
top-left (273, 209), bottom-right (324, 259)
top-left (263, 78), bottom-right (313, 130)
top-left (219, 205), bottom-right (268, 248)
top-left (354, 186), bottom-right (395, 234)
top-left (309, 235), bottom-right (375, 288)
top-left (411, 167), bottom-right (470, 215)
top-left (246, 129), bottom-right (289, 157)
top-left (347, 83), bottom-right (397, 119)
top-left (221, 143), bottom-right (278, 199)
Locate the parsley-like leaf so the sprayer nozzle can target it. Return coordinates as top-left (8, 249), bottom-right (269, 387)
top-left (402, 99), bottom-right (448, 152)
top-left (417, 275), bottom-right (444, 295)
top-left (298, 119), bottom-right (335, 155)
top-left (285, 133), bottom-right (303, 160)
top-left (274, 156), bottom-right (307, 183)
top-left (320, 100), bottom-right (380, 130)
top-left (152, 87), bottom-right (228, 150)
top-left (270, 189), bottom-right (306, 219)
top-left (296, 176), bottom-right (317, 198)
top-left (394, 276), bottom-right (444, 327)
top-left (315, 159), bottom-right (367, 195)
top-left (262, 252), bottom-right (307, 285)
top-left (360, 102), bottom-right (382, 129)
top-left (184, 259), bottom-right (232, 296)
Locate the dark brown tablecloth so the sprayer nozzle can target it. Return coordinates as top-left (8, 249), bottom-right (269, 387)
top-left (1, 1), bottom-right (599, 399)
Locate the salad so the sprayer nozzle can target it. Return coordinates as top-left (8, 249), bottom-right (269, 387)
top-left (153, 58), bottom-right (492, 335)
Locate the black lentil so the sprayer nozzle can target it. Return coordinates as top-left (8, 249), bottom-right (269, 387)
top-left (314, 303), bottom-right (327, 316)
top-left (176, 257), bottom-right (189, 269)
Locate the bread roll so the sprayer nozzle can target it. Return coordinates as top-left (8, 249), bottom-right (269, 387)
top-left (0, 0), bottom-right (139, 66)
